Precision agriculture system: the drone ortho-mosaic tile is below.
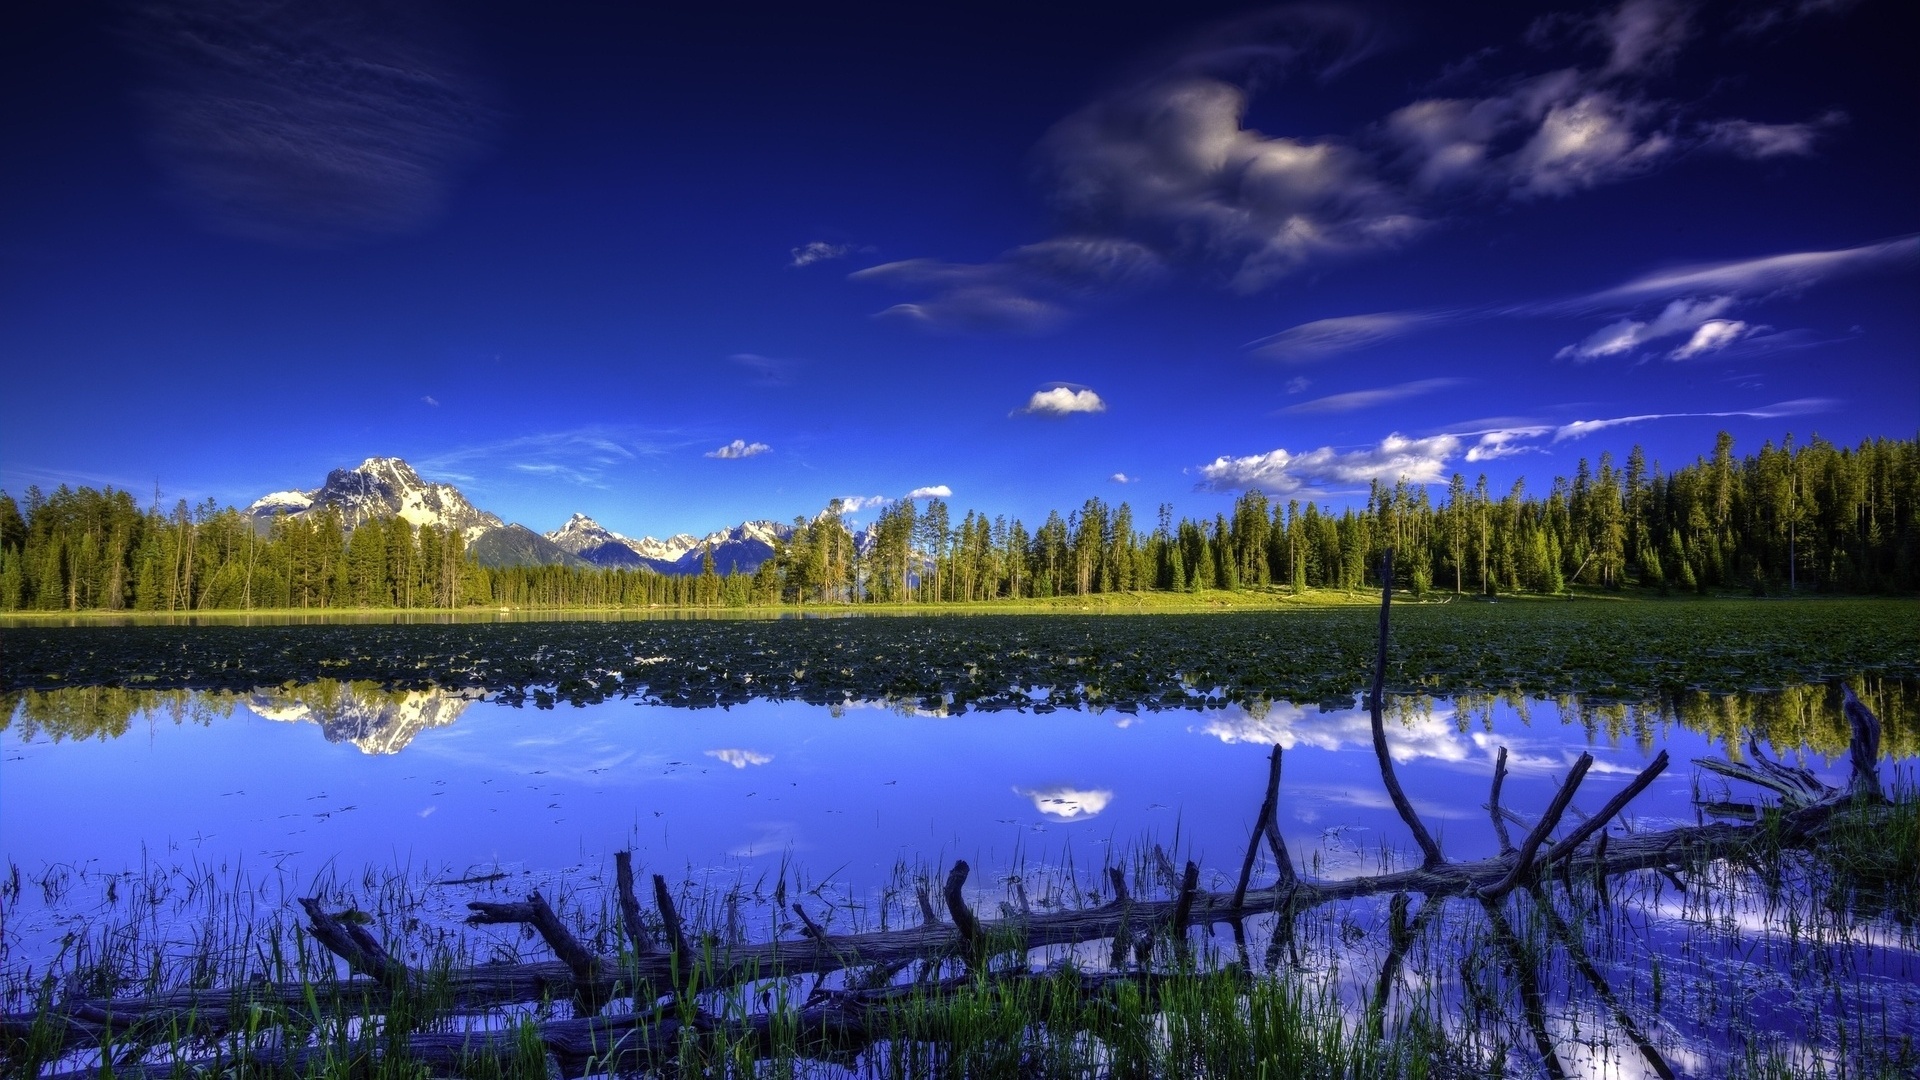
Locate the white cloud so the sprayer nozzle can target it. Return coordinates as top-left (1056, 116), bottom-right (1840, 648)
top-left (1018, 386), bottom-right (1107, 417)
top-left (789, 241), bottom-right (871, 268)
top-left (1670, 319), bottom-right (1757, 359)
top-left (833, 495), bottom-right (889, 513)
top-left (705, 749), bottom-right (772, 769)
top-left (1281, 378), bottom-right (1462, 414)
top-left (421, 395), bottom-right (439, 407)
top-left (1046, 77), bottom-right (1422, 293)
top-left (1509, 93), bottom-right (1674, 198)
top-left (1597, 0), bottom-right (1692, 75)
top-left (1109, 473), bottom-right (1136, 484)
top-left (1197, 433), bottom-right (1460, 494)
top-left (1285, 377), bottom-right (1311, 394)
top-left (705, 439), bottom-right (771, 459)
top-left (1015, 785), bottom-right (1113, 821)
top-left (1555, 296), bottom-right (1735, 360)
top-left (1251, 311), bottom-right (1441, 362)
top-left (906, 485), bottom-right (951, 499)
top-left (1465, 428), bottom-right (1551, 462)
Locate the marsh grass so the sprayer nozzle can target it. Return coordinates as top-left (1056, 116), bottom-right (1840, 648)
top-left (6, 793), bottom-right (1917, 1080)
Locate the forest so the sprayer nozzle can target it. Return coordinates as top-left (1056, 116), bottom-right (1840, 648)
top-left (1, 432), bottom-right (1913, 612)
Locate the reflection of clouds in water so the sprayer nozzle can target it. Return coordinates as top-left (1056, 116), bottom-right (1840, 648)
top-left (1201, 703), bottom-right (1473, 765)
top-left (728, 821), bottom-right (798, 858)
top-left (706, 748), bottom-right (773, 769)
top-left (1292, 784), bottom-right (1475, 821)
top-left (1015, 786), bottom-right (1113, 821)
top-left (1467, 732), bottom-right (1654, 777)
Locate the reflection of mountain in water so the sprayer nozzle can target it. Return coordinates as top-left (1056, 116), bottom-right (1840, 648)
top-left (247, 682), bottom-right (481, 755)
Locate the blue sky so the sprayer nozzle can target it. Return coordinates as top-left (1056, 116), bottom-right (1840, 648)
top-left (2, 0), bottom-right (1914, 539)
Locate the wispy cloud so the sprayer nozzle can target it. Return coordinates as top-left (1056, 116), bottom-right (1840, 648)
top-left (126, 0), bottom-right (494, 247)
top-left (421, 395), bottom-right (439, 407)
top-left (1109, 473), bottom-right (1137, 484)
top-left (1538, 234), bottom-right (1919, 361)
top-left (1281, 378), bottom-right (1463, 414)
top-left (906, 485), bottom-right (952, 499)
top-left (1197, 433), bottom-right (1460, 494)
top-left (1017, 385), bottom-right (1108, 417)
top-left (853, 238), bottom-right (1161, 332)
top-left (1549, 235), bottom-right (1920, 310)
top-left (705, 439), bottom-right (771, 459)
top-left (415, 427), bottom-right (671, 490)
top-left (1250, 311), bottom-right (1445, 362)
top-left (788, 240), bottom-right (872, 268)
top-left (1553, 398), bottom-right (1836, 441)
top-left (862, 1), bottom-right (1845, 328)
top-left (728, 353), bottom-right (798, 387)
top-left (833, 495), bottom-right (889, 513)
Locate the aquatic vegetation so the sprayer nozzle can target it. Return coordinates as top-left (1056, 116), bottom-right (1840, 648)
top-left (3, 600), bottom-right (1914, 715)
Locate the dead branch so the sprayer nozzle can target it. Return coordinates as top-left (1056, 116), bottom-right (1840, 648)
top-left (1369, 549), bottom-right (1444, 869)
top-left (613, 851), bottom-right (652, 956)
top-left (1488, 746), bottom-right (1515, 855)
top-left (1479, 752), bottom-right (1593, 900)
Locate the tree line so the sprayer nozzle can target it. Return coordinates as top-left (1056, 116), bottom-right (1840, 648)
top-left (1, 431), bottom-right (1913, 612)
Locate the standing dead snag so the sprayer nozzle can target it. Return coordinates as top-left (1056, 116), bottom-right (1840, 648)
top-left (943, 861), bottom-right (982, 966)
top-left (1369, 550), bottom-right (1446, 870)
top-left (1843, 684), bottom-right (1883, 803)
top-left (1232, 745), bottom-right (1295, 911)
top-left (1488, 747), bottom-right (1515, 855)
top-left (613, 851), bottom-right (652, 956)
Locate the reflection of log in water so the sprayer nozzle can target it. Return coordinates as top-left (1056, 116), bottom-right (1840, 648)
top-left (8, 559), bottom-right (1898, 1079)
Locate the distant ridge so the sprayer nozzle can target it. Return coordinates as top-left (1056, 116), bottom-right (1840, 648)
top-left (542, 513), bottom-right (791, 575)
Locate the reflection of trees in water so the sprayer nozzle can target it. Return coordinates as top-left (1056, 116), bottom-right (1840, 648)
top-left (1, 687), bottom-right (236, 743)
top-left (1451, 679), bottom-right (1917, 761)
top-left (0, 680), bottom-right (480, 754)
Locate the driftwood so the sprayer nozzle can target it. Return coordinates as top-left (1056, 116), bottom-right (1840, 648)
top-left (5, 555), bottom-right (1895, 1078)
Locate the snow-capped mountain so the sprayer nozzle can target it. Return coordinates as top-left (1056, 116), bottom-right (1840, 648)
top-left (247, 457), bottom-right (503, 543)
top-left (245, 458), bottom-right (796, 574)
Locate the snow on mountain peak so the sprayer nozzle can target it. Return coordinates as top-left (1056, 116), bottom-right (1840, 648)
top-left (544, 512), bottom-right (629, 555)
top-left (247, 457), bottom-right (503, 542)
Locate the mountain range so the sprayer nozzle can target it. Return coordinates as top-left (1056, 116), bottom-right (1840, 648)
top-left (246, 457), bottom-right (793, 573)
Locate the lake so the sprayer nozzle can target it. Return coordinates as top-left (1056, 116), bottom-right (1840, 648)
top-left (4, 666), bottom-right (1916, 1077)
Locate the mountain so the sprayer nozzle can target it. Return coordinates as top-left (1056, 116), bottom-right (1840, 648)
top-left (469, 524), bottom-right (590, 569)
top-left (247, 456), bottom-right (503, 543)
top-left (245, 459), bottom-right (795, 574)
top-left (542, 514), bottom-right (792, 575)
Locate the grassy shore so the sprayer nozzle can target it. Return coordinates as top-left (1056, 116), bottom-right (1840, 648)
top-left (1, 581), bottom-right (1901, 625)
